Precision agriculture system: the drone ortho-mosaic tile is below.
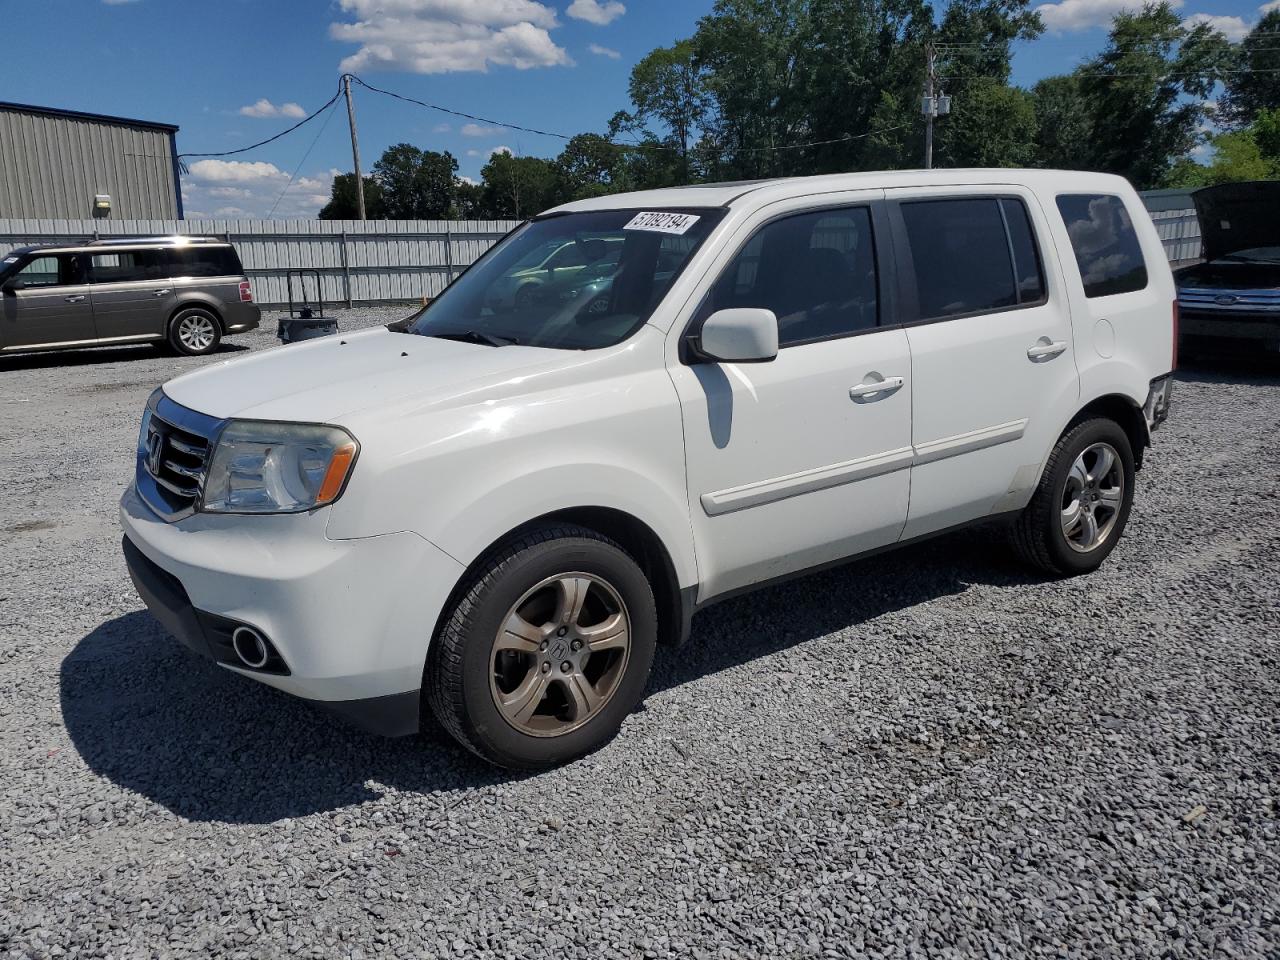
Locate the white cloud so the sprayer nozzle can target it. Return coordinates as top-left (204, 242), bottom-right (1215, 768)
top-left (433, 122), bottom-right (452, 132)
top-left (1261, 0), bottom-right (1280, 12)
top-left (331, 0), bottom-right (571, 74)
top-left (467, 145), bottom-right (512, 158)
top-left (567, 0), bottom-right (625, 25)
top-left (102, 0), bottom-right (141, 5)
top-left (588, 42), bottom-right (621, 59)
top-left (1184, 12), bottom-right (1251, 39)
top-left (182, 164), bottom-right (340, 219)
top-left (238, 98), bottom-right (308, 119)
top-left (461, 122), bottom-right (500, 136)
top-left (1036, 0), bottom-right (1182, 31)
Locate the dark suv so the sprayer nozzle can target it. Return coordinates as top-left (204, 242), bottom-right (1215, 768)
top-left (0, 236), bottom-right (260, 357)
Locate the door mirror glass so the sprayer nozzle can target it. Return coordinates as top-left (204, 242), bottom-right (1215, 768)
top-left (697, 308), bottom-right (779, 363)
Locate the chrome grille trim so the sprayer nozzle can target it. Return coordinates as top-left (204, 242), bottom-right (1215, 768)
top-left (135, 394), bottom-right (227, 522)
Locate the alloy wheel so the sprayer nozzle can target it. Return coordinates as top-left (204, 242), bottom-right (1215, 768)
top-left (489, 573), bottom-right (631, 737)
top-left (1060, 441), bottom-right (1124, 553)
top-left (177, 314), bottom-right (217, 352)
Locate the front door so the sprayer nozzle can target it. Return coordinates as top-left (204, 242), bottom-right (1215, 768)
top-left (0, 253), bottom-right (94, 350)
top-left (86, 248), bottom-right (176, 340)
top-left (884, 187), bottom-right (1080, 539)
top-left (667, 195), bottom-right (914, 600)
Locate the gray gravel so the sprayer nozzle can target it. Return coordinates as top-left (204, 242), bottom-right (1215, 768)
top-left (1, 308), bottom-right (1278, 959)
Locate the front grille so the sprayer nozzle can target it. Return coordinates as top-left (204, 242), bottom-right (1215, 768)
top-left (1178, 287), bottom-right (1280, 312)
top-left (137, 396), bottom-right (223, 521)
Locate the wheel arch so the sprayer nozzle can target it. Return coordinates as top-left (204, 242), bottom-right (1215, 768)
top-left (1066, 392), bottom-right (1149, 471)
top-left (432, 506), bottom-right (692, 653)
top-left (169, 298), bottom-right (225, 332)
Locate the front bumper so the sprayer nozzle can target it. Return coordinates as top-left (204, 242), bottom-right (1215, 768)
top-left (119, 483), bottom-right (465, 736)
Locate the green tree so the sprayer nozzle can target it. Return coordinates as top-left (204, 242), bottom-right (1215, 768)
top-left (479, 152), bottom-right (568, 219)
top-left (373, 144), bottom-right (459, 219)
top-left (1166, 107), bottom-right (1280, 186)
top-left (1075, 4), bottom-right (1232, 187)
top-left (1220, 11), bottom-right (1280, 127)
top-left (936, 79), bottom-right (1038, 166)
top-left (1030, 75), bottom-right (1091, 169)
top-left (556, 133), bottom-right (628, 199)
top-left (627, 40), bottom-right (713, 179)
top-left (318, 173), bottom-right (386, 220)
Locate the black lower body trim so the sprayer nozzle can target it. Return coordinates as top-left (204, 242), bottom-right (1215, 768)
top-left (312, 690), bottom-right (421, 738)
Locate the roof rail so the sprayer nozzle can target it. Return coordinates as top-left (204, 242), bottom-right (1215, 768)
top-left (86, 236), bottom-right (222, 246)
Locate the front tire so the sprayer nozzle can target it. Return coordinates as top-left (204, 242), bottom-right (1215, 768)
top-left (426, 524), bottom-right (657, 770)
top-left (168, 307), bottom-right (222, 356)
top-left (1011, 417), bottom-right (1135, 576)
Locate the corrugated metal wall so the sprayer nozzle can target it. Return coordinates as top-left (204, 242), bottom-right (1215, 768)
top-left (0, 218), bottom-right (520, 305)
top-left (1145, 207), bottom-right (1202, 266)
top-left (0, 108), bottom-right (178, 219)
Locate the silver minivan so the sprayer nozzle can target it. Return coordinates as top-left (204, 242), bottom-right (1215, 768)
top-left (0, 237), bottom-right (260, 357)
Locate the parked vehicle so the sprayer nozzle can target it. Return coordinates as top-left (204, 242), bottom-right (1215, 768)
top-left (483, 236), bottom-right (623, 311)
top-left (0, 236), bottom-right (259, 357)
top-left (121, 171), bottom-right (1176, 769)
top-left (1175, 181), bottom-right (1280, 353)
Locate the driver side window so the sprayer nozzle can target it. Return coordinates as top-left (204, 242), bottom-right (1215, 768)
top-left (14, 255), bottom-right (69, 288)
top-left (699, 206), bottom-right (879, 348)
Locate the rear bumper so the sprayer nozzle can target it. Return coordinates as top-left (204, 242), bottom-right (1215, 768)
top-left (223, 303), bottom-right (261, 335)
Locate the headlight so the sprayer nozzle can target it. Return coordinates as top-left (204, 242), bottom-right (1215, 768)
top-left (201, 421), bottom-right (358, 514)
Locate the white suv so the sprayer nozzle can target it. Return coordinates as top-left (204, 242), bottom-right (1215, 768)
top-left (121, 170), bottom-right (1176, 769)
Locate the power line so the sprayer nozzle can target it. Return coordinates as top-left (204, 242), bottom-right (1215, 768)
top-left (268, 98), bottom-right (340, 219)
top-left (177, 82), bottom-right (344, 163)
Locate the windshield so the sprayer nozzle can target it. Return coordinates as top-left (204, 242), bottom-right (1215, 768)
top-left (407, 208), bottom-right (725, 350)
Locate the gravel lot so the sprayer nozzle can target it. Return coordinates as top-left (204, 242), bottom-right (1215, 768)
top-left (1, 308), bottom-right (1278, 959)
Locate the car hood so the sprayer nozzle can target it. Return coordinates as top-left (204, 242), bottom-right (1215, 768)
top-left (1176, 259), bottom-right (1280, 290)
top-left (162, 327), bottom-right (573, 423)
top-left (1192, 181), bottom-right (1280, 262)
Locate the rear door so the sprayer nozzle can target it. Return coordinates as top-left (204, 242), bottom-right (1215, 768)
top-left (885, 187), bottom-right (1080, 539)
top-left (0, 253), bottom-right (94, 350)
top-left (86, 248), bottom-right (176, 340)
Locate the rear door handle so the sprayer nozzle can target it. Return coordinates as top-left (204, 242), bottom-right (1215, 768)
top-left (849, 375), bottom-right (905, 401)
top-left (152, 288), bottom-right (172, 297)
top-left (1027, 338), bottom-right (1068, 361)
top-left (64, 295), bottom-right (86, 304)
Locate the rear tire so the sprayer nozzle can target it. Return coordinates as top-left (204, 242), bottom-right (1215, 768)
top-left (168, 307), bottom-right (222, 356)
top-left (1011, 417), bottom-right (1135, 576)
top-left (425, 524), bottom-right (657, 770)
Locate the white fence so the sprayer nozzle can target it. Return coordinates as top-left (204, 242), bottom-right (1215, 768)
top-left (1147, 208), bottom-right (1202, 265)
top-left (0, 218), bottom-right (520, 306)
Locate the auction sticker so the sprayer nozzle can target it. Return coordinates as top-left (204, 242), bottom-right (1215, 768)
top-left (624, 211), bottom-right (701, 235)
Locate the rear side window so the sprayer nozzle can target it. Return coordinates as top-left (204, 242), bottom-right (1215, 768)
top-left (1055, 194), bottom-right (1148, 298)
top-left (89, 251), bottom-right (168, 283)
top-left (700, 206), bottom-right (879, 347)
top-left (899, 197), bottom-right (1045, 322)
top-left (167, 246), bottom-right (242, 278)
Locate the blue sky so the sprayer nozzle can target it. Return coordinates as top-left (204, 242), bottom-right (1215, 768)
top-left (3, 0), bottom-right (1271, 218)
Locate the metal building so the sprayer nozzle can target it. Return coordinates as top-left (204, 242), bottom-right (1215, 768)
top-left (0, 101), bottom-right (182, 220)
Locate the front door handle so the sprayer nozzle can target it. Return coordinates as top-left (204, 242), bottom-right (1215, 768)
top-left (1027, 338), bottom-right (1068, 361)
top-left (64, 295), bottom-right (86, 304)
top-left (152, 288), bottom-right (172, 297)
top-left (849, 375), bottom-right (905, 401)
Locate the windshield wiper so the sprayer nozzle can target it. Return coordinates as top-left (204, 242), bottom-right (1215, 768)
top-left (427, 329), bottom-right (520, 347)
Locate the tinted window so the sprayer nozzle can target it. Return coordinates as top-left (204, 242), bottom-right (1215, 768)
top-left (13, 256), bottom-right (65, 288)
top-left (701, 207), bottom-right (878, 347)
top-left (900, 199), bottom-right (1019, 320)
top-left (168, 246), bottom-right (241, 278)
top-left (1056, 194), bottom-right (1148, 298)
top-left (1001, 198), bottom-right (1046, 304)
top-left (90, 250), bottom-right (169, 283)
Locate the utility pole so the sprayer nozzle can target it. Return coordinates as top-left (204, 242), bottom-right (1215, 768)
top-left (343, 74), bottom-right (367, 221)
top-left (923, 43), bottom-right (936, 170)
top-left (921, 44), bottom-right (950, 170)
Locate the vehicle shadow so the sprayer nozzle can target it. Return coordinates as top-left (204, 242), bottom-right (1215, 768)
top-left (61, 527), bottom-right (1030, 824)
top-left (1174, 350), bottom-right (1280, 386)
top-left (0, 342), bottom-right (248, 373)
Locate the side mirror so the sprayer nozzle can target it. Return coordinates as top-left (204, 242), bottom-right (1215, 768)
top-left (2, 280), bottom-right (22, 294)
top-left (696, 308), bottom-right (779, 363)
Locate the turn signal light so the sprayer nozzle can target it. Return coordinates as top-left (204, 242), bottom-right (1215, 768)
top-left (316, 442), bottom-right (358, 505)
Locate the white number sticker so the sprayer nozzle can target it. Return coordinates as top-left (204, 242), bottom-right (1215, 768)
top-left (624, 211), bottom-right (701, 235)
top-left (2, 257), bottom-right (17, 265)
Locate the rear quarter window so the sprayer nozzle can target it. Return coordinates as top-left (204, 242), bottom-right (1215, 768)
top-left (1055, 194), bottom-right (1148, 298)
top-left (168, 246), bottom-right (243, 278)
